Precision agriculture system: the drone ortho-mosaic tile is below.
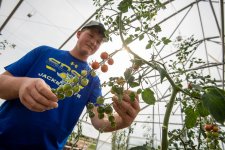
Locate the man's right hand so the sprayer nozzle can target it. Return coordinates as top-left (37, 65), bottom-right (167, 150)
top-left (19, 78), bottom-right (58, 112)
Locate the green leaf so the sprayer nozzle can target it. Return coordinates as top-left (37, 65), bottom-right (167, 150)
top-left (139, 34), bottom-right (144, 41)
top-left (129, 92), bottom-right (136, 102)
top-left (135, 27), bottom-right (140, 32)
top-left (141, 88), bottom-right (156, 105)
top-left (127, 76), bottom-right (135, 83)
top-left (129, 145), bottom-right (148, 150)
top-left (154, 24), bottom-right (161, 33)
top-left (196, 102), bottom-right (209, 117)
top-left (117, 0), bottom-right (132, 13)
top-left (129, 82), bottom-right (139, 88)
top-left (185, 107), bottom-right (197, 129)
top-left (124, 68), bottom-right (132, 81)
top-left (124, 36), bottom-right (133, 45)
top-left (133, 57), bottom-right (144, 66)
top-left (162, 37), bottom-right (171, 45)
top-left (202, 87), bottom-right (225, 125)
top-left (146, 40), bottom-right (153, 49)
top-left (112, 85), bottom-right (124, 96)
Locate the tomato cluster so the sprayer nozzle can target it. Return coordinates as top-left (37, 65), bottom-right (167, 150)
top-left (91, 52), bottom-right (114, 73)
top-left (52, 51), bottom-right (117, 128)
top-left (51, 70), bottom-right (90, 100)
top-left (204, 124), bottom-right (220, 149)
top-left (87, 97), bottom-right (115, 128)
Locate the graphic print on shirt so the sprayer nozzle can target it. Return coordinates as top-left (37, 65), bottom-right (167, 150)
top-left (38, 57), bottom-right (88, 99)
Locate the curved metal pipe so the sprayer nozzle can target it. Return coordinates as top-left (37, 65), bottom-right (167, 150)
top-left (0, 0), bottom-right (24, 33)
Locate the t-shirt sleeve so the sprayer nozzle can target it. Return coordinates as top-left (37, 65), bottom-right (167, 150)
top-left (88, 76), bottom-right (102, 104)
top-left (4, 46), bottom-right (45, 77)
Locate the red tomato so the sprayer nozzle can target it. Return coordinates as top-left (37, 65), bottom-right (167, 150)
top-left (91, 61), bottom-right (100, 70)
top-left (101, 64), bottom-right (108, 73)
top-left (100, 52), bottom-right (109, 60)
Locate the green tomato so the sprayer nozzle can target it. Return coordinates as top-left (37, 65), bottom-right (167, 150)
top-left (90, 70), bottom-right (96, 77)
top-left (97, 106), bottom-right (105, 114)
top-left (72, 76), bottom-right (79, 84)
top-left (212, 132), bottom-right (219, 138)
top-left (108, 115), bottom-right (115, 122)
top-left (206, 137), bottom-right (211, 143)
top-left (87, 103), bottom-right (94, 110)
top-left (57, 93), bottom-right (65, 100)
top-left (205, 131), bottom-right (212, 138)
top-left (51, 88), bottom-right (57, 94)
top-left (57, 85), bottom-right (64, 93)
top-left (96, 96), bottom-right (104, 105)
top-left (88, 111), bottom-right (95, 118)
top-left (209, 143), bottom-right (216, 149)
top-left (81, 78), bottom-right (89, 86)
top-left (104, 105), bottom-right (113, 114)
top-left (81, 70), bottom-right (88, 76)
top-left (110, 121), bottom-right (116, 128)
top-left (65, 90), bottom-right (74, 97)
top-left (214, 139), bottom-right (219, 144)
top-left (73, 85), bottom-right (80, 93)
top-left (98, 113), bottom-right (104, 119)
top-left (63, 83), bottom-right (72, 91)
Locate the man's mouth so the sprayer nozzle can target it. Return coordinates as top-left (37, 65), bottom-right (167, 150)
top-left (86, 44), bottom-right (94, 52)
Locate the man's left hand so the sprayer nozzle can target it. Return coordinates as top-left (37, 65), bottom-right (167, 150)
top-left (112, 90), bottom-right (140, 127)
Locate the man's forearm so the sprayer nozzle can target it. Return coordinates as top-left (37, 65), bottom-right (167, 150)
top-left (0, 73), bottom-right (27, 100)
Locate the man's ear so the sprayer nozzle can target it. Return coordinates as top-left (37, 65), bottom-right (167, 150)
top-left (77, 31), bottom-right (81, 38)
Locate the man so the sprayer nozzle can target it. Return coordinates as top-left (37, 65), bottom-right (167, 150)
top-left (0, 20), bottom-right (140, 150)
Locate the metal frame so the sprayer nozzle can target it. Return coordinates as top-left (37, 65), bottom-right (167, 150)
top-left (0, 0), bottom-right (24, 33)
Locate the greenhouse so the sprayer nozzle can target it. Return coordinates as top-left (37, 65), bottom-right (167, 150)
top-left (0, 0), bottom-right (225, 149)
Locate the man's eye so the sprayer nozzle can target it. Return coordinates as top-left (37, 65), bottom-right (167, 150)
top-left (97, 41), bottom-right (101, 45)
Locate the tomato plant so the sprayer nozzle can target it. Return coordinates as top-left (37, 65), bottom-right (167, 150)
top-left (63, 0), bottom-right (225, 149)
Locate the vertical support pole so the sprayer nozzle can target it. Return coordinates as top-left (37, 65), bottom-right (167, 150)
top-left (220, 0), bottom-right (225, 89)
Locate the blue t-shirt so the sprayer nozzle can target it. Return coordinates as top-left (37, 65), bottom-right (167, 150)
top-left (0, 46), bottom-right (102, 150)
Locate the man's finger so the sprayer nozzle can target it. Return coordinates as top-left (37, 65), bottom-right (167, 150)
top-left (21, 95), bottom-right (46, 112)
top-left (35, 80), bottom-right (58, 102)
top-left (113, 102), bottom-right (132, 118)
top-left (30, 88), bottom-right (58, 109)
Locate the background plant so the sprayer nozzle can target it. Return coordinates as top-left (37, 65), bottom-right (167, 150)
top-left (91, 0), bottom-right (225, 150)
top-left (62, 0), bottom-right (225, 149)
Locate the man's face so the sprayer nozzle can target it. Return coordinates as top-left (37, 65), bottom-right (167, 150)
top-left (76, 28), bottom-right (104, 58)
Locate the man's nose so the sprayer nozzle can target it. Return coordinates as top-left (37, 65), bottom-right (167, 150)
top-left (90, 39), bottom-right (98, 47)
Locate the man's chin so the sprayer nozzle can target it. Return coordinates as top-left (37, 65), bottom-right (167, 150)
top-left (80, 50), bottom-right (89, 56)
